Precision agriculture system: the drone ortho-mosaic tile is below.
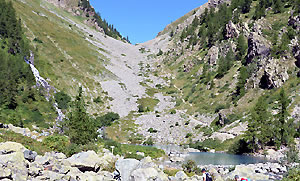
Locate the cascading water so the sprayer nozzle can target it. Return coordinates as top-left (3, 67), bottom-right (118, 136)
top-left (24, 52), bottom-right (65, 127)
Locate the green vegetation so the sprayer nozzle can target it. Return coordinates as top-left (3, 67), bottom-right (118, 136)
top-left (0, 0), bottom-right (56, 128)
top-left (42, 135), bottom-right (69, 153)
top-left (148, 128), bottom-right (158, 133)
top-left (79, 0), bottom-right (129, 42)
top-left (164, 168), bottom-right (180, 176)
top-left (182, 160), bottom-right (201, 176)
top-left (102, 139), bottom-right (165, 159)
top-left (54, 91), bottom-right (71, 110)
top-left (216, 48), bottom-right (234, 78)
top-left (63, 87), bottom-right (98, 145)
top-left (282, 167), bottom-right (300, 181)
top-left (96, 112), bottom-right (120, 128)
top-left (0, 130), bottom-right (51, 155)
top-left (245, 89), bottom-right (296, 152)
top-left (137, 98), bottom-right (159, 112)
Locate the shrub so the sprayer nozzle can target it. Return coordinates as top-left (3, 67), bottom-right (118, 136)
top-left (148, 128), bottom-right (158, 133)
top-left (93, 96), bottom-right (103, 104)
top-left (164, 168), bottom-right (180, 176)
top-left (54, 91), bottom-right (71, 110)
top-left (143, 137), bottom-right (154, 145)
top-left (170, 109), bottom-right (176, 114)
top-left (124, 152), bottom-right (144, 160)
top-left (195, 124), bottom-right (202, 129)
top-left (43, 135), bottom-right (70, 153)
top-left (186, 133), bottom-right (193, 138)
top-left (228, 138), bottom-right (251, 154)
top-left (96, 112), bottom-right (120, 128)
top-left (64, 143), bottom-right (81, 157)
top-left (282, 167), bottom-right (300, 181)
top-left (182, 160), bottom-right (201, 175)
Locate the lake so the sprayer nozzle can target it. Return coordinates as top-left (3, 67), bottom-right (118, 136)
top-left (185, 152), bottom-right (270, 165)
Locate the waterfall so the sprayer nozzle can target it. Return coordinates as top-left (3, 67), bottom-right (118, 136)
top-left (25, 52), bottom-right (65, 127)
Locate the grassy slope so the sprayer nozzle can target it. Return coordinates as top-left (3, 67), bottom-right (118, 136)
top-left (13, 0), bottom-right (111, 114)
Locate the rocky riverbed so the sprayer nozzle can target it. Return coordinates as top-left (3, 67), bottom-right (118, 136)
top-left (0, 141), bottom-right (295, 181)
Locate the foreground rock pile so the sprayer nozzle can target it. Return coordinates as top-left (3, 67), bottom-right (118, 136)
top-left (0, 141), bottom-right (292, 181)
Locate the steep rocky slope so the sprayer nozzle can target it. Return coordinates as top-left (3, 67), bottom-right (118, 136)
top-left (141, 0), bottom-right (300, 146)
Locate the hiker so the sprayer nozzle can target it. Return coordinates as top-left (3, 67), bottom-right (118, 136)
top-left (234, 175), bottom-right (251, 181)
top-left (202, 169), bottom-right (213, 181)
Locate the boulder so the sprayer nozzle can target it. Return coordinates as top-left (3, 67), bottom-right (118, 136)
top-left (0, 167), bottom-right (11, 179)
top-left (175, 171), bottom-right (188, 180)
top-left (115, 159), bottom-right (140, 181)
top-left (66, 151), bottom-right (102, 172)
top-left (130, 167), bottom-right (159, 181)
top-left (0, 142), bottom-right (26, 154)
top-left (24, 150), bottom-right (38, 162)
top-left (226, 165), bottom-right (269, 181)
top-left (0, 152), bottom-right (25, 165)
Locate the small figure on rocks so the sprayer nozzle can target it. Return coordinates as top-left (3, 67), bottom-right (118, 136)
top-left (202, 169), bottom-right (213, 181)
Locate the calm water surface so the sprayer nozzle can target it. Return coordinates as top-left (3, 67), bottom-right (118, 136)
top-left (186, 152), bottom-right (270, 165)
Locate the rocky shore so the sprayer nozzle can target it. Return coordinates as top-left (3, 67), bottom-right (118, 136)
top-left (0, 141), bottom-right (295, 181)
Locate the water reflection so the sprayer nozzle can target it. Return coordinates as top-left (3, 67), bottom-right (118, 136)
top-left (186, 152), bottom-right (270, 165)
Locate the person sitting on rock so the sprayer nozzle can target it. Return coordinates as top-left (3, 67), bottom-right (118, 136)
top-left (202, 169), bottom-right (212, 181)
top-left (234, 175), bottom-right (251, 181)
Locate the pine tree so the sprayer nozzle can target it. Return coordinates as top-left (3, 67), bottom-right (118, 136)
top-left (236, 34), bottom-right (248, 61)
top-left (63, 87), bottom-right (98, 145)
top-left (233, 66), bottom-right (249, 102)
top-left (273, 0), bottom-right (284, 13)
top-left (276, 88), bottom-right (294, 146)
top-left (245, 95), bottom-right (270, 151)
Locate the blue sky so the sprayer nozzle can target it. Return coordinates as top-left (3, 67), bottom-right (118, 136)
top-left (90, 0), bottom-right (207, 44)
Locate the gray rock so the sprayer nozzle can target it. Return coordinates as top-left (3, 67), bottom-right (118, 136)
top-left (226, 21), bottom-right (240, 39)
top-left (0, 167), bottom-right (11, 179)
top-left (24, 150), bottom-right (37, 162)
top-left (175, 171), bottom-right (188, 180)
top-left (115, 159), bottom-right (140, 181)
top-left (130, 167), bottom-right (159, 181)
top-left (66, 151), bottom-right (102, 172)
top-left (246, 32), bottom-right (270, 64)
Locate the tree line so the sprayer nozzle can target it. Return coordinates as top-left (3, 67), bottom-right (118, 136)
top-left (79, 0), bottom-right (130, 43)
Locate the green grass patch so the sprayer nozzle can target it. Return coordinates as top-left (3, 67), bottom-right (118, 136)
top-left (137, 98), bottom-right (159, 112)
top-left (0, 130), bottom-right (51, 155)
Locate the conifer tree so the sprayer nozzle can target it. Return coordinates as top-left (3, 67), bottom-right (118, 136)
top-left (273, 0), bottom-right (284, 14)
top-left (276, 88), bottom-right (294, 146)
top-left (63, 87), bottom-right (98, 145)
top-left (236, 34), bottom-right (248, 61)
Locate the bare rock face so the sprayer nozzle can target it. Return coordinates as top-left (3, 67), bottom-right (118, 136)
top-left (207, 46), bottom-right (219, 65)
top-left (292, 42), bottom-right (300, 68)
top-left (259, 59), bottom-right (289, 89)
top-left (225, 21), bottom-right (240, 39)
top-left (208, 0), bottom-right (227, 8)
top-left (84, 19), bottom-right (104, 33)
top-left (246, 32), bottom-right (271, 64)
